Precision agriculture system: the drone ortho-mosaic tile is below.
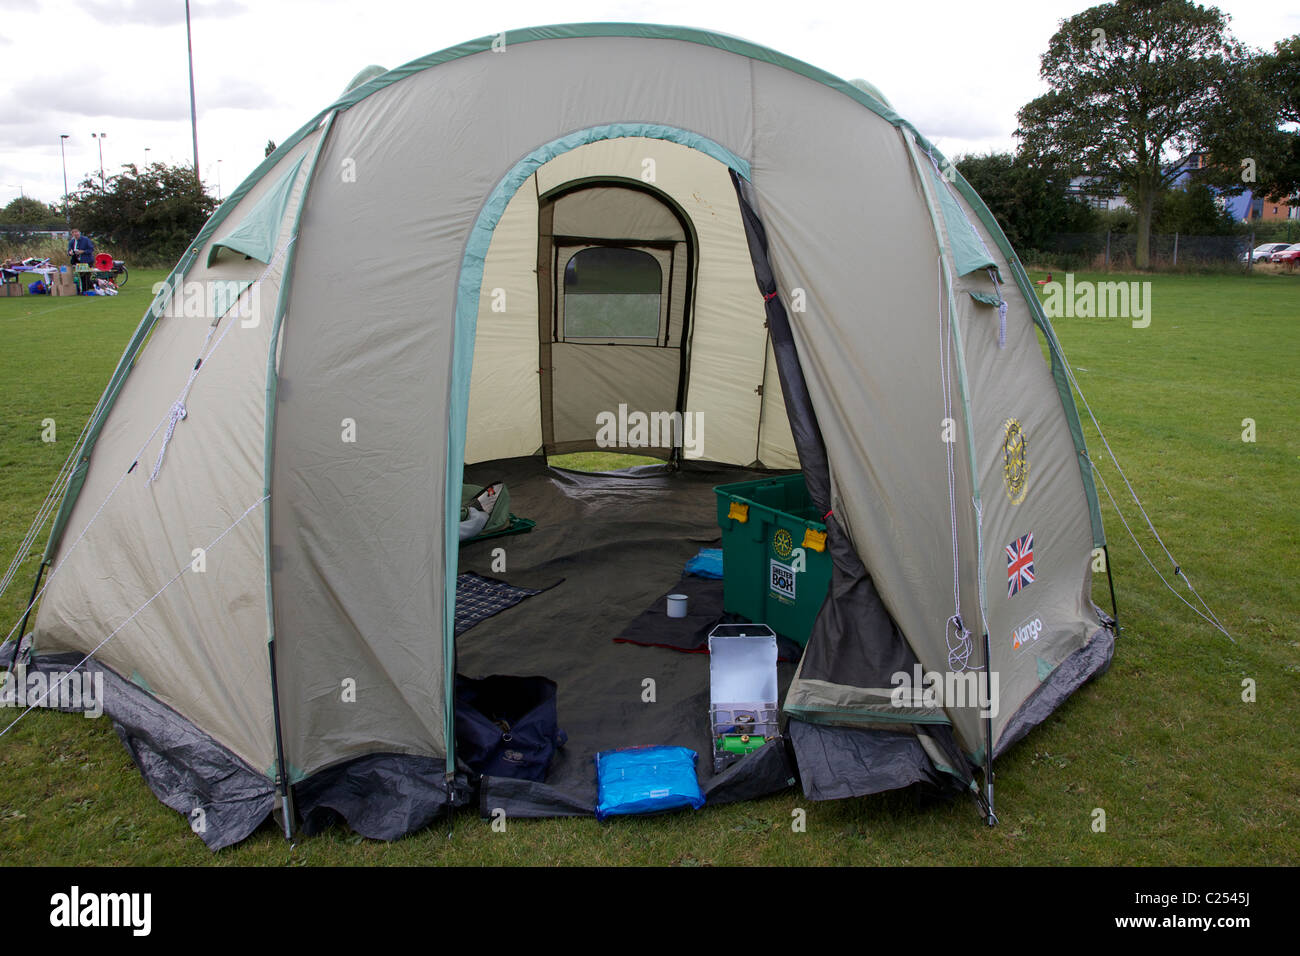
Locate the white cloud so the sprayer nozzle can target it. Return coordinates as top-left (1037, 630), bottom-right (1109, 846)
top-left (2, 0), bottom-right (1294, 207)
top-left (80, 0), bottom-right (248, 27)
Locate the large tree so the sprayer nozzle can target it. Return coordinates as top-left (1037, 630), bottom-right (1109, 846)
top-left (1265, 35), bottom-right (1300, 201)
top-left (68, 163), bottom-right (217, 264)
top-left (1017, 0), bottom-right (1244, 268)
top-left (1200, 34), bottom-right (1300, 204)
top-left (0, 196), bottom-right (62, 227)
top-left (1151, 181), bottom-right (1239, 234)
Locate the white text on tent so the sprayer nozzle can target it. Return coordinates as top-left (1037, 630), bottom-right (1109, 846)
top-left (595, 404), bottom-right (705, 458)
top-left (889, 665), bottom-right (1000, 719)
top-left (151, 277), bottom-right (261, 328)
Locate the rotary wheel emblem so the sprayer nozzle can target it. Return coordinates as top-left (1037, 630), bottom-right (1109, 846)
top-left (772, 528), bottom-right (794, 559)
top-left (1002, 418), bottom-right (1029, 505)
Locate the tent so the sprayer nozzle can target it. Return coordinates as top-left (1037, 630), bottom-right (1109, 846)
top-left (16, 24), bottom-right (1116, 849)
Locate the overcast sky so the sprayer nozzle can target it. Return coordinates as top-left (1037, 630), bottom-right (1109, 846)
top-left (2, 0), bottom-right (1296, 209)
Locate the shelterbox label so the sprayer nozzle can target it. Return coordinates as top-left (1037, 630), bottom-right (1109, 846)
top-left (770, 560), bottom-right (796, 601)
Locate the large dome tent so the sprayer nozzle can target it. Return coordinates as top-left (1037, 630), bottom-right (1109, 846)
top-left (13, 23), bottom-right (1115, 848)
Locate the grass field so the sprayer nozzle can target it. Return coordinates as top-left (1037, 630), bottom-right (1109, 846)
top-left (0, 269), bottom-right (1296, 865)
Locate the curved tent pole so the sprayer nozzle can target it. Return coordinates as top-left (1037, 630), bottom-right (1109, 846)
top-left (261, 109), bottom-right (340, 841)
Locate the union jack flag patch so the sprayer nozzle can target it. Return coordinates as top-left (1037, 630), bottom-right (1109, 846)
top-left (1006, 532), bottom-right (1035, 597)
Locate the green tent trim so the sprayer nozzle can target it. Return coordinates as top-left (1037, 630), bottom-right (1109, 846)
top-left (926, 162), bottom-right (999, 278)
top-left (207, 154), bottom-right (306, 267)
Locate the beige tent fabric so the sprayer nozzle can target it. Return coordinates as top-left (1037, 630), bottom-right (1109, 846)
top-left (939, 179), bottom-right (1103, 748)
top-left (267, 88), bottom-right (464, 778)
top-left (549, 186), bottom-right (686, 241)
top-left (549, 344), bottom-right (681, 450)
top-left (757, 337), bottom-right (798, 467)
top-left (33, 134), bottom-right (321, 775)
top-left (748, 62), bottom-right (988, 750)
top-left (465, 176), bottom-right (544, 463)
top-left (778, 110), bottom-right (1101, 754)
top-left (467, 136), bottom-right (789, 467)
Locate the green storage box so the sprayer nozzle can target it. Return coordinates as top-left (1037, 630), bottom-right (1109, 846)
top-left (713, 473), bottom-right (831, 647)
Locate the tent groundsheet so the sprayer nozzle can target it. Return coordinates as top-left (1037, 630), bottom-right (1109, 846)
top-left (457, 457), bottom-right (798, 816)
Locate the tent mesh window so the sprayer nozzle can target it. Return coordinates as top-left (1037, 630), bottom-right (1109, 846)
top-left (561, 246), bottom-right (663, 340)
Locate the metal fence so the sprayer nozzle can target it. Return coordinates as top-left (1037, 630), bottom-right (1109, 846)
top-left (0, 225), bottom-right (68, 240)
top-left (1026, 232), bottom-right (1267, 270)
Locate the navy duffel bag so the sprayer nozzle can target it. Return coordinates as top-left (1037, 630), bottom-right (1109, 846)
top-left (455, 674), bottom-right (567, 781)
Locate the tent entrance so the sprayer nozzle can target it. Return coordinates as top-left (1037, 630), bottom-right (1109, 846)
top-left (457, 455), bottom-right (797, 814)
top-left (452, 141), bottom-right (810, 815)
top-left (537, 180), bottom-right (696, 459)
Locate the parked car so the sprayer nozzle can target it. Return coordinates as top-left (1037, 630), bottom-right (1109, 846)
top-left (1242, 242), bottom-right (1291, 263)
top-left (1268, 243), bottom-right (1300, 264)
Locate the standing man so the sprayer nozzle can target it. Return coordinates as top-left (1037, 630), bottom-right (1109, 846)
top-left (67, 228), bottom-right (95, 293)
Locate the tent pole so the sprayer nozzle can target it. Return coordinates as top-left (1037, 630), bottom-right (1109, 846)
top-left (442, 639), bottom-right (455, 838)
top-left (982, 630), bottom-right (997, 826)
top-left (444, 613), bottom-right (459, 838)
top-left (1103, 545), bottom-right (1120, 637)
top-left (7, 562), bottom-right (47, 671)
top-left (266, 640), bottom-right (295, 841)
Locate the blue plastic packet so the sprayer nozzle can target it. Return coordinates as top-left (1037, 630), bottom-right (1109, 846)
top-left (594, 746), bottom-right (706, 820)
top-left (683, 547), bottom-right (723, 579)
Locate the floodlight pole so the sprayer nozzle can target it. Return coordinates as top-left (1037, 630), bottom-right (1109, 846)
top-left (59, 134), bottom-right (70, 225)
top-left (92, 133), bottom-right (107, 190)
top-left (185, 0), bottom-right (200, 186)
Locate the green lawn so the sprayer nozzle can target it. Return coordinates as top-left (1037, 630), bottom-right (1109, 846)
top-left (0, 269), bottom-right (1296, 865)
top-left (548, 451), bottom-right (660, 472)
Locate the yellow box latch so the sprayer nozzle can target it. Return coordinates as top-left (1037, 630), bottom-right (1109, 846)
top-left (728, 501), bottom-right (750, 523)
top-left (802, 528), bottom-right (827, 552)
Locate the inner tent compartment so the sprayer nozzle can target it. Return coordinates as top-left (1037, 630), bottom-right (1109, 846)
top-left (455, 137), bottom-right (805, 813)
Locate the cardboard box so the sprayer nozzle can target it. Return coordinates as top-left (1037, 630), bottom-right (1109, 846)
top-left (1, 281), bottom-right (26, 297)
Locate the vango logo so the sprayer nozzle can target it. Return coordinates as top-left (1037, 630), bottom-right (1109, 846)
top-left (1012, 617), bottom-right (1043, 650)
